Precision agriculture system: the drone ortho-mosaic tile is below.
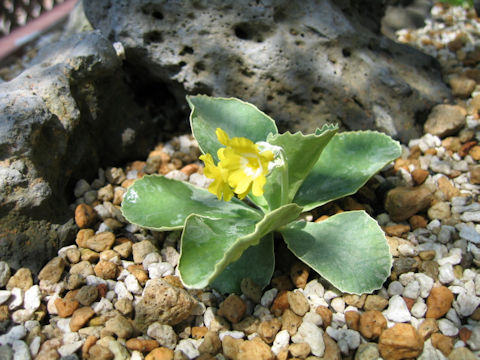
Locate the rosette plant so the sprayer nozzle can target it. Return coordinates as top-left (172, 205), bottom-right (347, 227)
top-left (121, 96), bottom-right (401, 294)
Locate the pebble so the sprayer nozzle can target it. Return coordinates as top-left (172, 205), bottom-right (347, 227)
top-left (58, 341), bottom-right (83, 357)
top-left (217, 294), bottom-right (247, 324)
top-left (0, 262), bottom-right (10, 287)
top-left (0, 325), bottom-right (26, 346)
top-left (384, 185), bottom-right (434, 221)
top-left (147, 323), bottom-right (178, 349)
top-left (8, 288), bottom-right (23, 311)
top-left (438, 318), bottom-right (459, 336)
top-left (11, 340), bottom-right (30, 360)
top-left (453, 292), bottom-right (480, 317)
top-left (0, 290), bottom-right (10, 305)
top-left (271, 329), bottom-right (290, 355)
top-left (385, 295), bottom-right (411, 322)
top-left (426, 286), bottom-right (454, 319)
top-left (70, 307), bottom-right (95, 332)
top-left (359, 310), bottom-right (386, 339)
top-left (145, 347), bottom-right (174, 360)
top-left (6, 268), bottom-right (32, 291)
top-left (378, 323), bottom-right (424, 360)
top-left (23, 285), bottom-right (41, 311)
top-left (75, 203), bottom-right (97, 228)
top-left (423, 104), bottom-right (466, 137)
top-left (291, 321), bottom-right (324, 357)
top-left (104, 315), bottom-right (133, 339)
top-left (287, 291), bottom-right (310, 316)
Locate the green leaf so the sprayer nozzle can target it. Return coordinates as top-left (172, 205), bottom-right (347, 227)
top-left (294, 131), bottom-right (401, 211)
top-left (179, 203), bottom-right (303, 289)
top-left (280, 211), bottom-right (392, 294)
top-left (265, 127), bottom-right (338, 206)
top-left (187, 95), bottom-right (278, 162)
top-left (121, 175), bottom-right (261, 231)
top-left (211, 233), bottom-right (274, 294)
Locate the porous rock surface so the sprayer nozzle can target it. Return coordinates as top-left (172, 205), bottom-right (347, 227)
top-left (0, 31), bottom-right (156, 271)
top-left (84, 0), bottom-right (451, 142)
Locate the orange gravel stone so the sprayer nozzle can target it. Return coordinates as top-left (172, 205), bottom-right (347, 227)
top-left (379, 323), bottom-right (424, 360)
top-left (431, 333), bottom-right (453, 356)
top-left (126, 338), bottom-right (160, 352)
top-left (270, 290), bottom-right (289, 316)
top-left (145, 347), bottom-right (174, 360)
top-left (75, 203), bottom-right (97, 228)
top-left (290, 262), bottom-right (310, 289)
top-left (426, 286), bottom-right (454, 319)
top-left (70, 306), bottom-right (95, 332)
top-left (345, 311), bottom-right (360, 331)
top-left (359, 310), bottom-right (387, 339)
top-left (315, 305), bottom-right (333, 329)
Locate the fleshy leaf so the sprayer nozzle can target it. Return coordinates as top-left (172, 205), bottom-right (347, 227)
top-left (280, 211), bottom-right (392, 294)
top-left (121, 175), bottom-right (261, 231)
top-left (187, 95), bottom-right (278, 162)
top-left (264, 127), bottom-right (338, 207)
top-left (179, 203), bottom-right (303, 289)
top-left (294, 131), bottom-right (401, 211)
top-left (211, 233), bottom-right (274, 294)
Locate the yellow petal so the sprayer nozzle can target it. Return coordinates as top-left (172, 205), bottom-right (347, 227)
top-left (252, 175), bottom-right (267, 196)
top-left (216, 128), bottom-right (230, 146)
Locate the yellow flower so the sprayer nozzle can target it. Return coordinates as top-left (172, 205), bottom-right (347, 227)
top-left (199, 128), bottom-right (274, 201)
top-left (216, 128), bottom-right (274, 199)
top-left (199, 153), bottom-right (234, 201)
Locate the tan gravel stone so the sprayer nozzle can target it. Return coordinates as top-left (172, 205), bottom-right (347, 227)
top-left (469, 145), bottom-right (480, 160)
top-left (322, 333), bottom-right (341, 360)
top-left (75, 285), bottom-right (99, 306)
top-left (105, 314), bottom-right (134, 339)
top-left (65, 248), bottom-right (81, 264)
top-left (385, 185), bottom-right (434, 222)
top-left (80, 248), bottom-right (100, 263)
top-left (35, 338), bottom-right (62, 360)
top-left (115, 298), bottom-right (133, 317)
top-left (449, 76), bottom-right (476, 98)
top-left (270, 290), bottom-right (290, 316)
top-left (88, 344), bottom-right (114, 360)
top-left (426, 286), bottom-right (454, 319)
top-left (411, 168), bottom-right (429, 185)
top-left (281, 308), bottom-right (302, 336)
top-left (127, 264), bottom-right (149, 285)
top-left (438, 177), bottom-right (460, 200)
top-left (290, 262), bottom-right (310, 289)
top-left (409, 215), bottom-right (428, 230)
top-left (132, 240), bottom-right (159, 263)
top-left (315, 306), bottom-right (332, 329)
top-left (70, 306), bottom-right (95, 331)
top-left (217, 294), bottom-right (246, 323)
top-left (359, 310), bottom-right (387, 339)
top-left (448, 347), bottom-right (477, 360)
top-left (134, 278), bottom-right (196, 331)
top-left (378, 323), bottom-right (424, 360)
top-left (428, 201), bottom-right (451, 220)
top-left (238, 338), bottom-right (274, 360)
top-left (76, 228), bottom-right (95, 247)
top-left (232, 316), bottom-right (259, 335)
top-left (145, 347), bottom-right (174, 360)
top-left (383, 224), bottom-right (411, 237)
top-left (289, 342), bottom-right (311, 358)
top-left (125, 338), bottom-right (159, 352)
top-left (113, 241), bottom-right (132, 258)
top-left (86, 231), bottom-right (115, 252)
top-left (82, 335), bottom-right (98, 358)
top-left (345, 311), bottom-right (360, 331)
top-left (287, 291), bottom-right (310, 316)
top-left (424, 104), bottom-right (466, 137)
top-left (431, 333), bottom-right (454, 357)
top-left (38, 257), bottom-right (66, 284)
top-left (198, 330), bottom-right (221, 355)
top-left (6, 267), bottom-right (33, 291)
top-left (75, 203), bottom-right (97, 228)
top-left (258, 318), bottom-right (282, 344)
top-left (98, 184), bottom-right (114, 202)
top-left (364, 295), bottom-right (389, 311)
top-left (94, 260), bottom-right (118, 280)
top-left (70, 260), bottom-right (94, 278)
top-left (470, 164), bottom-right (480, 184)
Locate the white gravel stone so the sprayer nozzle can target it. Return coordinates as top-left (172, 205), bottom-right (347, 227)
top-left (188, 173), bottom-right (211, 188)
top-left (398, 243), bottom-right (417, 256)
top-left (399, 272), bottom-right (416, 286)
top-left (453, 292), bottom-right (480, 317)
top-left (11, 309), bottom-right (34, 323)
top-left (142, 252), bottom-right (162, 268)
top-left (403, 281), bottom-right (421, 299)
top-left (130, 351), bottom-right (143, 360)
top-left (446, 308), bottom-right (461, 328)
top-left (161, 246), bottom-right (180, 267)
top-left (303, 311), bottom-right (323, 326)
top-left (458, 224), bottom-right (480, 244)
top-left (253, 305), bottom-right (273, 321)
top-left (467, 326), bottom-right (480, 351)
top-left (387, 281), bottom-right (404, 296)
top-left (385, 295), bottom-right (411, 322)
top-left (219, 331), bottom-right (244, 341)
top-left (56, 318), bottom-right (72, 333)
top-left (92, 298), bottom-right (114, 315)
top-left (460, 211), bottom-right (480, 222)
top-left (411, 299), bottom-right (427, 318)
top-left (11, 340), bottom-right (30, 360)
top-left (58, 341), bottom-right (83, 357)
top-left (291, 321), bottom-right (325, 357)
top-left (176, 338), bottom-right (200, 359)
top-left (438, 248), bottom-right (462, 266)
top-left (415, 273), bottom-right (434, 298)
top-left (124, 274), bottom-right (142, 295)
top-left (439, 264), bottom-right (455, 284)
top-left (8, 288), bottom-right (23, 310)
top-left (165, 170), bottom-right (188, 181)
top-left (438, 318), bottom-right (459, 336)
top-left (147, 323), bottom-right (177, 349)
top-left (0, 325), bottom-right (26, 345)
top-left (23, 285), bottom-right (41, 311)
top-left (326, 327), bottom-right (361, 355)
top-left (271, 330), bottom-right (290, 355)
top-left (303, 279), bottom-right (327, 309)
top-left (114, 281), bottom-right (133, 300)
top-left (29, 336), bottom-right (41, 357)
top-left (148, 262), bottom-right (174, 278)
top-left (0, 290), bottom-right (11, 305)
top-left (324, 290), bottom-right (340, 303)
top-left (260, 288), bottom-right (278, 308)
top-left (330, 297), bottom-right (345, 313)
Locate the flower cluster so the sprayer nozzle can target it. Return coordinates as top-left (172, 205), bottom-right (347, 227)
top-left (200, 128), bottom-right (274, 201)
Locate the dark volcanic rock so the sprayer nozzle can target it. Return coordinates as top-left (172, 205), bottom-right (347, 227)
top-left (0, 31), bottom-right (158, 272)
top-left (84, 0), bottom-right (451, 143)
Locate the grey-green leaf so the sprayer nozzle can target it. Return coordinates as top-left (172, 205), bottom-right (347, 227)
top-left (179, 203), bottom-right (303, 289)
top-left (266, 127), bottom-right (338, 206)
top-left (294, 131), bottom-right (401, 211)
top-left (280, 211), bottom-right (392, 294)
top-left (211, 233), bottom-right (274, 294)
top-left (187, 95), bottom-right (278, 162)
top-left (121, 175), bottom-right (261, 231)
